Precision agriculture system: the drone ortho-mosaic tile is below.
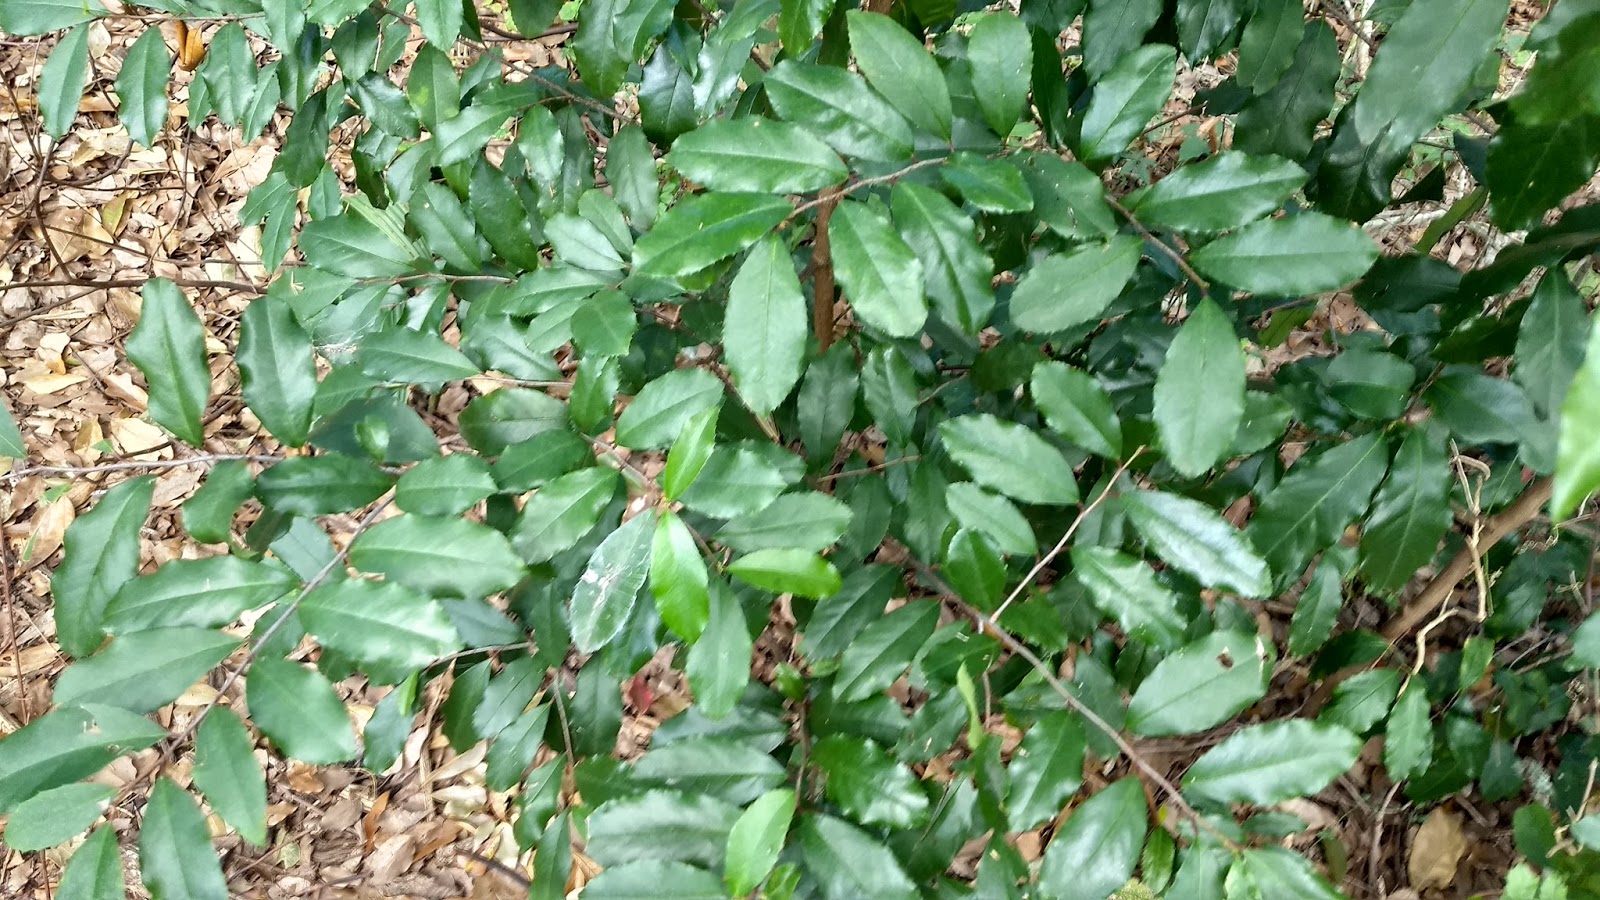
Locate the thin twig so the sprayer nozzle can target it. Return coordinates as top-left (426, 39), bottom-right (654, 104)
top-left (1106, 197), bottom-right (1210, 295)
top-left (1, 454), bottom-right (285, 485)
top-left (787, 158), bottom-right (944, 225)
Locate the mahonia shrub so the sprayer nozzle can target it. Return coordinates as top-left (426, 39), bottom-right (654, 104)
top-left (3, 0), bottom-right (1600, 896)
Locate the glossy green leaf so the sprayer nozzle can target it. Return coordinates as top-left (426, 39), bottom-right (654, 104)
top-left (435, 103), bottom-right (513, 167)
top-left (651, 510), bottom-right (711, 641)
top-left (1075, 43), bottom-right (1175, 165)
top-left (617, 367), bottom-right (724, 449)
top-left (802, 565), bottom-right (898, 661)
top-left (0, 704), bottom-right (163, 814)
top-left (680, 446), bottom-right (789, 519)
top-left (1488, 114), bottom-right (1600, 232)
top-left (1554, 316), bottom-right (1600, 520)
top-left (587, 789), bottom-right (741, 867)
top-left (1425, 370), bottom-right (1538, 446)
top-left (54, 627), bottom-right (239, 713)
top-left (1006, 710), bottom-right (1085, 831)
top-left (725, 235), bottom-right (808, 415)
top-left (1037, 778), bottom-right (1147, 900)
top-left (667, 118), bottom-right (846, 193)
top-left (104, 555), bottom-right (298, 634)
top-left (139, 778), bottom-right (229, 900)
top-left (1324, 348), bottom-right (1415, 420)
top-left (1031, 361), bottom-right (1122, 459)
top-left (1234, 22), bottom-right (1340, 162)
top-left (1191, 212), bottom-right (1380, 295)
top-left (0, 0), bottom-right (107, 34)
top-left (946, 483), bottom-right (1036, 557)
top-left (459, 387), bottom-right (567, 454)
top-left (687, 580), bottom-right (753, 718)
top-left (1072, 546), bottom-right (1185, 649)
top-left (246, 656), bottom-right (356, 764)
top-left (1009, 235), bottom-right (1141, 335)
top-left (1081, 0), bottom-right (1162, 82)
top-left (414, 0), bottom-right (462, 47)
top-left (967, 12), bottom-right (1032, 137)
top-left (549, 212), bottom-right (627, 272)
top-left (1384, 684), bottom-right (1433, 780)
top-left (52, 476), bottom-right (153, 658)
top-left (729, 548), bottom-right (841, 598)
top-left (812, 736), bottom-right (928, 828)
top-left (1234, 0), bottom-right (1303, 92)
top-left (357, 327), bottom-right (480, 387)
top-left (256, 455), bottom-right (392, 517)
top-left (1288, 554), bottom-right (1347, 658)
top-left (829, 199), bottom-right (927, 338)
top-left (834, 601), bottom-right (939, 702)
top-left (607, 124), bottom-right (659, 230)
top-left (395, 453), bottom-right (496, 516)
top-left (572, 0), bottom-right (675, 98)
top-left (298, 578), bottom-right (460, 683)
top-left (799, 814), bottom-right (919, 900)
top-left (717, 492), bottom-right (852, 553)
top-left (846, 11), bottom-right (952, 139)
top-left (351, 514), bottom-right (525, 600)
top-left (1123, 490), bottom-right (1271, 596)
top-left (2, 782), bottom-right (114, 852)
top-left (725, 788), bottom-right (795, 897)
top-left (892, 181), bottom-right (995, 334)
top-left (487, 703), bottom-right (551, 791)
top-left (299, 212), bottom-right (419, 277)
top-left (1177, 0), bottom-right (1241, 62)
top-left (571, 511), bottom-right (656, 652)
top-left (797, 342), bottom-right (860, 461)
top-left (663, 406), bottom-right (718, 500)
top-left (583, 861), bottom-right (728, 899)
top-left (39, 24), bottom-right (89, 139)
top-left (1019, 151), bottom-right (1119, 240)
top-left (238, 291), bottom-right (317, 446)
top-left (1358, 426), bottom-right (1452, 593)
top-left (127, 279), bottom-right (211, 446)
top-left (763, 61), bottom-right (915, 162)
top-left (1516, 271), bottom-right (1591, 417)
top-left (779, 0), bottom-right (835, 51)
top-left (1245, 433), bottom-right (1390, 587)
top-left (1153, 298), bottom-right (1246, 476)
top-left (938, 413), bottom-right (1079, 505)
top-left (1129, 152), bottom-right (1307, 232)
top-left (1127, 629), bottom-right (1272, 736)
top-left (191, 707), bottom-right (268, 845)
top-left (55, 825), bottom-right (124, 900)
top-left (859, 347), bottom-right (918, 445)
top-left (1182, 718), bottom-right (1362, 804)
top-left (633, 192), bottom-right (790, 279)
top-left (941, 153), bottom-right (1034, 214)
top-left (474, 657), bottom-right (542, 739)
top-left (634, 738), bottom-right (786, 806)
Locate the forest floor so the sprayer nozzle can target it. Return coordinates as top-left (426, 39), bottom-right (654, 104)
top-left (0, 1), bottom-right (1584, 898)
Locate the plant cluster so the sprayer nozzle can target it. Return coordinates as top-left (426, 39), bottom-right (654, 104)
top-left (3, 0), bottom-right (1600, 897)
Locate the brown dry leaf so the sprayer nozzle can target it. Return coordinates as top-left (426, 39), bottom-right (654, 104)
top-left (0, 643), bottom-right (61, 677)
top-left (1407, 807), bottom-right (1468, 890)
top-left (21, 492), bottom-right (74, 567)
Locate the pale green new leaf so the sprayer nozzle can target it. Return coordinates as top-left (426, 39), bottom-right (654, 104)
top-left (725, 789), bottom-right (796, 897)
top-left (663, 406), bottom-right (718, 500)
top-left (725, 236), bottom-right (808, 416)
top-left (140, 778), bottom-right (229, 900)
top-left (729, 549), bottom-right (841, 598)
top-left (191, 708), bottom-right (268, 845)
top-left (571, 512), bottom-right (656, 652)
top-left (651, 510), bottom-right (711, 642)
top-left (1553, 315), bottom-right (1600, 519)
top-left (127, 279), bottom-right (211, 447)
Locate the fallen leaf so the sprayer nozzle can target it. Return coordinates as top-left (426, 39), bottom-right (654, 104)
top-left (1408, 806), bottom-right (1468, 890)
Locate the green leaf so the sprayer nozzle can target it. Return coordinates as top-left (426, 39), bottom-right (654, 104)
top-left (667, 118), bottom-right (846, 193)
top-left (651, 510), bottom-right (711, 641)
top-left (1075, 43), bottom-right (1175, 165)
top-left (104, 556), bottom-right (298, 633)
top-left (191, 708), bottom-right (268, 846)
top-left (779, 0), bottom-right (834, 51)
top-left (54, 627), bottom-right (239, 713)
top-left (1317, 0), bottom-right (1508, 219)
top-left (1071, 546), bottom-right (1185, 649)
top-left (718, 492), bottom-right (852, 553)
top-left (1158, 297), bottom-right (1241, 474)
top-left (1425, 370), bottom-right (1539, 446)
top-left (687, 580), bottom-right (753, 718)
top-left (583, 861), bottom-right (728, 899)
top-left (1234, 0), bottom-right (1303, 92)
top-left (1081, 0), bottom-right (1162, 82)
top-left (947, 483), bottom-right (1036, 556)
top-left (474, 657), bottom-right (542, 738)
top-left (396, 453), bottom-right (496, 516)
top-left (938, 413), bottom-right (1079, 505)
top-left (1234, 22), bottom-right (1340, 162)
top-left (299, 578), bottom-right (461, 683)
top-left (1288, 554), bottom-right (1347, 657)
top-left (662, 406), bottom-right (718, 500)
top-left (1129, 152), bottom-right (1307, 232)
top-left (139, 778), bottom-right (229, 900)
top-left (238, 291), bottom-right (317, 447)
top-left (1177, 0), bottom-right (1242, 62)
top-left (829, 199), bottom-right (927, 338)
top-left (1323, 348), bottom-right (1416, 419)
top-left (1488, 115), bottom-right (1600, 232)
top-left (1383, 684), bottom-right (1433, 781)
top-left (834, 601), bottom-right (939, 702)
top-left (256, 455), bottom-right (393, 517)
top-left (1031, 361), bottom-right (1123, 459)
top-left (470, 163), bottom-right (543, 270)
top-left (493, 430), bottom-right (592, 494)
top-left (763, 60), bottom-right (916, 162)
top-left (1019, 151), bottom-right (1119, 240)
top-left (56, 826), bottom-right (124, 900)
top-left (0, 399), bottom-right (22, 458)
top-left (2, 782), bottom-right (114, 852)
top-left (572, 0), bottom-right (676, 98)
top-left (38, 23), bottom-right (90, 139)
top-left (571, 511), bottom-right (656, 652)
top-left (414, 0), bottom-right (462, 46)
top-left (1321, 667), bottom-right (1400, 733)
top-left (861, 347), bottom-right (918, 446)
top-left (178, 458), bottom-right (249, 544)
top-left (299, 212), bottom-right (420, 277)
top-left (729, 548), bottom-right (842, 598)
top-left (1124, 490), bottom-right (1271, 596)
top-left (1358, 426), bottom-right (1452, 593)
top-left (1127, 629), bottom-right (1272, 736)
top-left (1009, 235), bottom-right (1141, 335)
top-left (799, 814), bottom-right (919, 900)
top-left (1182, 718), bottom-right (1363, 805)
top-left (967, 12), bottom-right (1032, 137)
top-left (607, 125), bottom-right (659, 230)
top-left (811, 736), bottom-right (928, 828)
top-left (435, 103), bottom-right (512, 167)
top-left (588, 789), bottom-right (741, 867)
top-left (246, 656), bottom-right (357, 764)
top-left (725, 788), bottom-right (796, 897)
top-left (549, 212), bottom-right (626, 272)
top-left (51, 476), bottom-right (153, 658)
top-left (725, 235), bottom-right (808, 415)
top-left (1245, 433), bottom-right (1390, 588)
top-left (634, 738), bottom-right (786, 806)
top-left (1516, 272), bottom-right (1591, 417)
top-left (350, 514), bottom-right (526, 600)
top-left (803, 565), bottom-right (898, 660)
top-left (486, 703), bottom-right (551, 791)
top-left (1037, 778), bottom-right (1147, 900)
top-left (460, 387), bottom-right (567, 454)
top-left (633, 192), bottom-right (790, 280)
top-left (357, 327), bottom-right (481, 388)
top-left (1554, 317), bottom-right (1600, 520)
top-left (797, 343), bottom-right (860, 460)
top-left (0, 705), bottom-right (164, 814)
top-left (127, 279), bottom-right (211, 446)
top-left (616, 367), bottom-right (724, 449)
top-left (941, 153), bottom-right (1035, 214)
top-left (0, 0), bottom-right (106, 34)
top-left (845, 11), bottom-right (952, 139)
top-left (1191, 212), bottom-right (1380, 295)
top-left (681, 446), bottom-right (790, 518)
top-left (892, 181), bottom-right (995, 334)
top-left (1006, 710), bottom-right (1085, 831)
